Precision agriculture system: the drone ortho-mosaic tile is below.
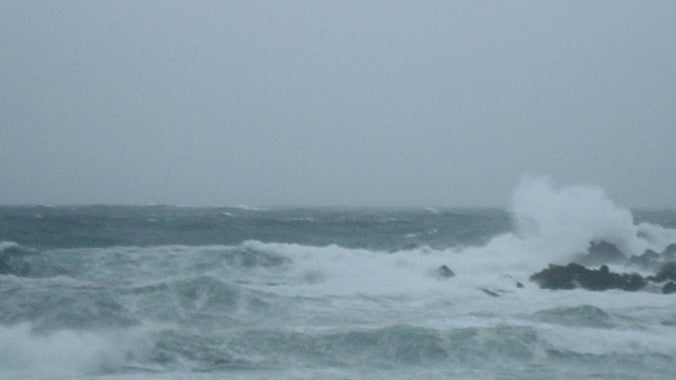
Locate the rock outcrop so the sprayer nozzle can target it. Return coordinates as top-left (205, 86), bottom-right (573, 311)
top-left (663, 282), bottom-right (676, 294)
top-left (531, 258), bottom-right (676, 294)
top-left (628, 249), bottom-right (661, 271)
top-left (652, 262), bottom-right (676, 282)
top-left (436, 265), bottom-right (455, 278)
top-left (578, 241), bottom-right (627, 266)
top-left (530, 263), bottom-right (646, 291)
top-left (662, 244), bottom-right (676, 260)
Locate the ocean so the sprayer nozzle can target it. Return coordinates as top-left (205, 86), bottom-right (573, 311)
top-left (1, 179), bottom-right (675, 379)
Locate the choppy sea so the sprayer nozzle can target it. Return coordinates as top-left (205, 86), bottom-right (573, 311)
top-left (1, 179), bottom-right (675, 379)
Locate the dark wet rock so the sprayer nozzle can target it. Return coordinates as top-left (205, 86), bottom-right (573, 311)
top-left (642, 249), bottom-right (661, 260)
top-left (578, 241), bottom-right (627, 266)
top-left (628, 249), bottom-right (661, 271)
top-left (662, 282), bottom-right (676, 294)
top-left (481, 288), bottom-right (500, 297)
top-left (516, 282), bottom-right (524, 288)
top-left (436, 265), bottom-right (455, 278)
top-left (530, 263), bottom-right (646, 291)
top-left (530, 263), bottom-right (583, 290)
top-left (662, 244), bottom-right (676, 260)
top-left (653, 262), bottom-right (676, 282)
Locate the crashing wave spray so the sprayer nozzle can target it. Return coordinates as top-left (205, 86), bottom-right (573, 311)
top-left (508, 176), bottom-right (670, 264)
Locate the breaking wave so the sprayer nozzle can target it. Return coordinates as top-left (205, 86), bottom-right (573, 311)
top-left (2, 177), bottom-right (676, 379)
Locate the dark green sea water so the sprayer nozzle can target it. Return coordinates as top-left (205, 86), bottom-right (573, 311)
top-left (0, 205), bottom-right (511, 250)
top-left (1, 205), bottom-right (675, 379)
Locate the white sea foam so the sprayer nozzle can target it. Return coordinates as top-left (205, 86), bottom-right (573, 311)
top-left (239, 173), bottom-right (676, 292)
top-left (0, 324), bottom-right (162, 379)
top-left (510, 176), bottom-right (652, 261)
top-left (2, 178), bottom-right (675, 379)
top-left (229, 177), bottom-right (676, 339)
top-left (540, 324), bottom-right (676, 356)
top-left (233, 205), bottom-right (266, 211)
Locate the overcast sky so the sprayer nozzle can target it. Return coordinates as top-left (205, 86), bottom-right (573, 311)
top-left (1, 1), bottom-right (675, 208)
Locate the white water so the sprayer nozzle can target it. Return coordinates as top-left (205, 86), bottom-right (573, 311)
top-left (1, 177), bottom-right (675, 379)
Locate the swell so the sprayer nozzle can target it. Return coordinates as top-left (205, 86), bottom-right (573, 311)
top-left (0, 274), bottom-right (285, 334)
top-left (0, 206), bottom-right (509, 251)
top-left (0, 242), bottom-right (291, 280)
top-left (0, 242), bottom-right (64, 278)
top-left (2, 322), bottom-right (674, 378)
top-left (119, 275), bottom-right (283, 328)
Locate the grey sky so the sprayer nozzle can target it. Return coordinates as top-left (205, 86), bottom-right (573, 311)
top-left (1, 1), bottom-right (675, 208)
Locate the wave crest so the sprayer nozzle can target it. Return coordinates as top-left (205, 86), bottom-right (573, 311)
top-left (509, 176), bottom-right (675, 264)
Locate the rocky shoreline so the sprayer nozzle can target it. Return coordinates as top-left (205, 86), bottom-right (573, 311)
top-left (430, 242), bottom-right (676, 295)
top-left (529, 242), bottom-right (676, 294)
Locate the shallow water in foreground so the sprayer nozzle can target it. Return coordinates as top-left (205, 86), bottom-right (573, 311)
top-left (1, 195), bottom-right (675, 379)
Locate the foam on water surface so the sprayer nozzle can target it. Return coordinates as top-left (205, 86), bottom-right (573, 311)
top-left (1, 177), bottom-right (675, 379)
